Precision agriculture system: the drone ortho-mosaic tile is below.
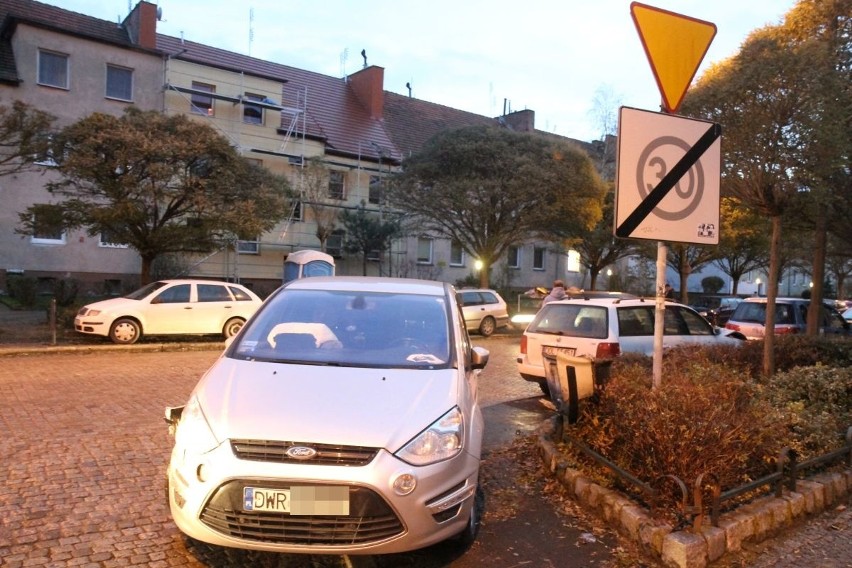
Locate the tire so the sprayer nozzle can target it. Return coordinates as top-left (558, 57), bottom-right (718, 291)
top-left (450, 483), bottom-right (484, 549)
top-left (222, 317), bottom-right (245, 339)
top-left (109, 318), bottom-right (141, 344)
top-left (538, 380), bottom-right (551, 397)
top-left (478, 316), bottom-right (496, 337)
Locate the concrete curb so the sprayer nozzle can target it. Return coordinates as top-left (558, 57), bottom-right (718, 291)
top-left (535, 416), bottom-right (852, 568)
top-left (0, 341), bottom-right (225, 357)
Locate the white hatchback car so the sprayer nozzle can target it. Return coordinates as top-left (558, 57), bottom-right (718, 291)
top-left (517, 297), bottom-right (744, 394)
top-left (74, 279), bottom-right (262, 344)
top-left (165, 276), bottom-right (489, 555)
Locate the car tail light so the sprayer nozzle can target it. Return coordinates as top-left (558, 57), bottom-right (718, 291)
top-left (596, 342), bottom-right (620, 359)
top-left (725, 323), bottom-right (740, 331)
top-left (520, 335), bottom-right (527, 355)
top-left (776, 326), bottom-right (799, 335)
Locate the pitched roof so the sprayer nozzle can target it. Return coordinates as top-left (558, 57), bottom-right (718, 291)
top-left (382, 92), bottom-right (499, 159)
top-left (0, 0), bottom-right (150, 84)
top-left (157, 34), bottom-right (399, 164)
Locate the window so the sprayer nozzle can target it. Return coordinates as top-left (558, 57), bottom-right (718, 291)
top-left (237, 239), bottom-right (260, 254)
top-left (368, 175), bottom-right (382, 204)
top-left (507, 246), bottom-right (520, 269)
top-left (243, 93), bottom-right (263, 125)
top-left (417, 237), bottom-right (433, 264)
top-left (105, 64), bottom-right (133, 101)
top-left (38, 50), bottom-right (68, 89)
top-left (190, 81), bottom-right (214, 116)
top-left (450, 241), bottom-right (465, 267)
top-left (198, 284), bottom-right (233, 302)
top-left (328, 171), bottom-right (345, 200)
top-left (99, 229), bottom-right (129, 248)
top-left (327, 230), bottom-right (345, 257)
top-left (533, 246), bottom-right (545, 270)
top-left (291, 200), bottom-right (302, 222)
top-left (31, 205), bottom-right (65, 244)
top-left (154, 284), bottom-right (190, 304)
top-left (33, 133), bottom-right (57, 166)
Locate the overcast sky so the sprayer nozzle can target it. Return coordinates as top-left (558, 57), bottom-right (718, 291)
top-left (46, 0), bottom-right (797, 142)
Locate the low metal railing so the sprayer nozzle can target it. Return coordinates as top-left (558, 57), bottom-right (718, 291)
top-left (556, 417), bottom-right (852, 531)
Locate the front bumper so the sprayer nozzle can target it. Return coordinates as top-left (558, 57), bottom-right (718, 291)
top-left (74, 316), bottom-right (109, 337)
top-left (167, 439), bottom-right (480, 555)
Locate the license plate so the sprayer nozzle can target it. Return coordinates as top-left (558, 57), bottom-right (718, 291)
top-left (542, 346), bottom-right (576, 358)
top-left (243, 486), bottom-right (349, 515)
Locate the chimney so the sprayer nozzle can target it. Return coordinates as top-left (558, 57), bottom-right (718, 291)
top-left (502, 109), bottom-right (535, 132)
top-left (123, 1), bottom-right (158, 50)
top-left (348, 66), bottom-right (385, 120)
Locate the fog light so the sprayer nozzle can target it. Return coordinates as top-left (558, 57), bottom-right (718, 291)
top-left (392, 473), bottom-right (417, 496)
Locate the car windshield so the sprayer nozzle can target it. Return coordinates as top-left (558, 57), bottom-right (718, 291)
top-left (229, 289), bottom-right (452, 369)
top-left (527, 304), bottom-right (608, 339)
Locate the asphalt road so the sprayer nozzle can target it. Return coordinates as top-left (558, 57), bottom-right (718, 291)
top-left (0, 335), bottom-right (644, 567)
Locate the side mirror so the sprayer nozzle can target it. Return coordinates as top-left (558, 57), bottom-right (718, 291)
top-left (471, 346), bottom-right (489, 370)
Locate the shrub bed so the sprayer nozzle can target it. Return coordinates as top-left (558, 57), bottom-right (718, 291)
top-left (561, 337), bottom-right (852, 522)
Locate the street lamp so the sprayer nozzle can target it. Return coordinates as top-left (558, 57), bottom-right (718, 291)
top-left (474, 260), bottom-right (483, 271)
top-left (755, 278), bottom-right (762, 296)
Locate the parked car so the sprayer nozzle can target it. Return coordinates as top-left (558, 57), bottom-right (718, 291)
top-left (458, 288), bottom-right (509, 336)
top-left (517, 297), bottom-right (744, 395)
top-left (510, 290), bottom-right (637, 327)
top-left (725, 297), bottom-right (850, 339)
top-left (843, 308), bottom-right (852, 323)
top-left (164, 276), bottom-right (489, 555)
top-left (690, 296), bottom-right (742, 327)
top-left (74, 279), bottom-right (262, 344)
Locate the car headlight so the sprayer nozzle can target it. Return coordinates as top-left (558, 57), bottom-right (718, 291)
top-left (396, 407), bottom-right (463, 466)
top-left (174, 396), bottom-right (219, 455)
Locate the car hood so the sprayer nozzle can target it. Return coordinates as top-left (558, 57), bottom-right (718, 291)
top-left (194, 357), bottom-right (460, 452)
top-left (83, 297), bottom-right (139, 312)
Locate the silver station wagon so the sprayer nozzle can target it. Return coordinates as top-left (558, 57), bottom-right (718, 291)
top-left (165, 276), bottom-right (489, 556)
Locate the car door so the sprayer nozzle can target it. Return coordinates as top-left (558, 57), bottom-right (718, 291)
top-left (142, 283), bottom-right (195, 334)
top-left (191, 283), bottom-right (238, 333)
top-left (460, 291), bottom-right (484, 330)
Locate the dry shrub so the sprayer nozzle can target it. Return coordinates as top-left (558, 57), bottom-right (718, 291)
top-left (715, 335), bottom-right (852, 379)
top-left (571, 345), bottom-right (788, 514)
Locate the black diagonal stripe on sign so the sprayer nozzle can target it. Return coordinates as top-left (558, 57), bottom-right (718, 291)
top-left (616, 123), bottom-right (721, 238)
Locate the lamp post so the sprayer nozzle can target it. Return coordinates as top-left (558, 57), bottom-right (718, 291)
top-left (606, 268), bottom-right (613, 291)
top-left (755, 278), bottom-right (762, 297)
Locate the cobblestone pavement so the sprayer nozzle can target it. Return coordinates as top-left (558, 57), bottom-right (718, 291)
top-left (0, 335), bottom-right (633, 567)
top-left (0, 331), bottom-right (849, 567)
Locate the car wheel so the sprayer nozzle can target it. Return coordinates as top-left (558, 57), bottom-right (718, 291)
top-left (478, 316), bottom-right (496, 337)
top-left (109, 318), bottom-right (141, 344)
top-left (222, 317), bottom-right (246, 339)
top-left (450, 483), bottom-right (484, 549)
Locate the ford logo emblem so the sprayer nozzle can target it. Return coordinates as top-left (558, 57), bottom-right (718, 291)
top-left (286, 446), bottom-right (317, 460)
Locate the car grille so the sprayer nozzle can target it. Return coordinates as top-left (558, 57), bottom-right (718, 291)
top-left (200, 481), bottom-right (404, 545)
top-left (231, 439), bottom-right (379, 466)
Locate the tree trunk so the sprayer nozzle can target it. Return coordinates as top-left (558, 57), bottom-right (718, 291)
top-left (806, 207), bottom-right (827, 335)
top-left (479, 261), bottom-right (490, 288)
top-left (140, 256), bottom-right (154, 285)
top-left (589, 268), bottom-right (599, 291)
top-left (763, 215), bottom-right (782, 378)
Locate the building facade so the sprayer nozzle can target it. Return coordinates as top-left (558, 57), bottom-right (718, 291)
top-left (0, 0), bottom-right (613, 299)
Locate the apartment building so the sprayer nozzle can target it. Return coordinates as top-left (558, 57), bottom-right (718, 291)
top-left (0, 0), bottom-right (163, 295)
top-left (0, 0), bottom-right (612, 297)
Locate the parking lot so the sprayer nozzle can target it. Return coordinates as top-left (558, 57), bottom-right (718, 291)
top-left (0, 337), bottom-right (637, 567)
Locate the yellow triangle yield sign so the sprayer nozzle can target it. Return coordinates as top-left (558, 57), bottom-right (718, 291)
top-left (630, 2), bottom-right (717, 113)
